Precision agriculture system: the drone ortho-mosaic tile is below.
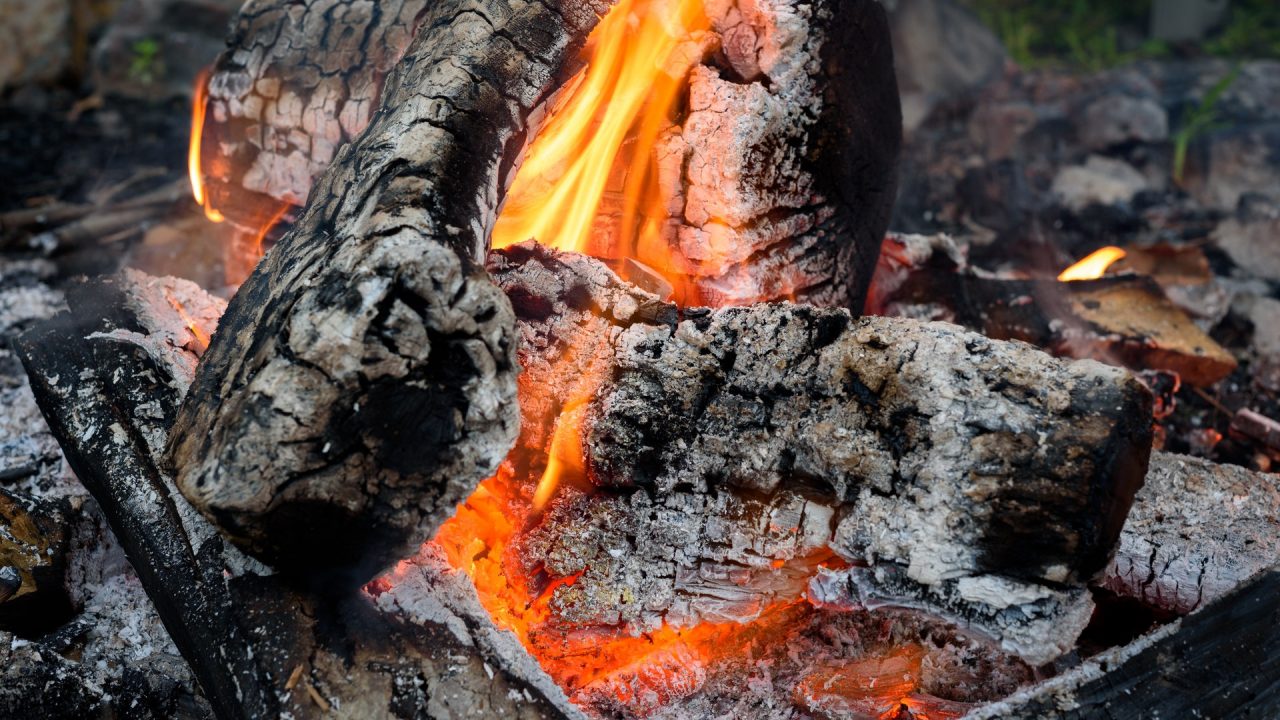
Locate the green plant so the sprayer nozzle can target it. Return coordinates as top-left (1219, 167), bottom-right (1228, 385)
top-left (129, 38), bottom-right (163, 84)
top-left (1171, 65), bottom-right (1240, 185)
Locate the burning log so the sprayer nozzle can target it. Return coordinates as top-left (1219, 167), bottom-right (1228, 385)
top-left (176, 0), bottom-right (902, 584)
top-left (195, 0), bottom-right (901, 308)
top-left (879, 249), bottom-right (1237, 387)
top-left (16, 271), bottom-right (583, 720)
top-left (1102, 451), bottom-right (1280, 615)
top-left (476, 244), bottom-right (1153, 665)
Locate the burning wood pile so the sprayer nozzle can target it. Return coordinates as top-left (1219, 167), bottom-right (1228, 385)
top-left (2, 0), bottom-right (1279, 718)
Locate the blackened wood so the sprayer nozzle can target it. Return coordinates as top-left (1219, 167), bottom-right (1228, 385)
top-left (487, 243), bottom-right (1153, 665)
top-left (0, 488), bottom-right (75, 636)
top-left (17, 272), bottom-right (581, 720)
top-left (968, 568), bottom-right (1280, 719)
top-left (1102, 451), bottom-right (1280, 615)
top-left (885, 267), bottom-right (1236, 386)
top-left (168, 0), bottom-right (625, 584)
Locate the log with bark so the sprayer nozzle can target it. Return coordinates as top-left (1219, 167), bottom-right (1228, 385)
top-left (1101, 451), bottom-right (1280, 615)
top-left (475, 243), bottom-right (1154, 666)
top-left (16, 271), bottom-right (583, 720)
top-left (174, 0), bottom-right (902, 586)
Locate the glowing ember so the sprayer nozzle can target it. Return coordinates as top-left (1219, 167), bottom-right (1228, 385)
top-left (165, 289), bottom-right (211, 354)
top-left (1058, 246), bottom-right (1127, 281)
top-left (188, 70), bottom-right (225, 224)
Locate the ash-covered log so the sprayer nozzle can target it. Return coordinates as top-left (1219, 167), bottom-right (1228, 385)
top-left (1102, 451), bottom-right (1280, 615)
top-left (483, 243), bottom-right (1153, 665)
top-left (171, 0), bottom-right (595, 583)
top-left (16, 271), bottom-right (583, 720)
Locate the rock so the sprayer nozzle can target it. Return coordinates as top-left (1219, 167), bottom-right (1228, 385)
top-left (0, 0), bottom-right (70, 91)
top-left (887, 0), bottom-right (1006, 133)
top-left (1188, 123), bottom-right (1280, 211)
top-left (1150, 0), bottom-right (1230, 42)
top-left (1051, 155), bottom-right (1150, 211)
top-left (1212, 194), bottom-right (1280, 281)
top-left (1077, 93), bottom-right (1169, 151)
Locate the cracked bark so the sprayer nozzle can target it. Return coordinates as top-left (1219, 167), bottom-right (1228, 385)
top-left (16, 271), bottom-right (583, 720)
top-left (170, 0), bottom-right (622, 585)
top-left (1101, 451), bottom-right (1280, 615)
top-left (199, 0), bottom-right (434, 229)
top-left (486, 243), bottom-right (1153, 665)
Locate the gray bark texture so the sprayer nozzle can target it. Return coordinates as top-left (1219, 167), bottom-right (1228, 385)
top-left (199, 0), bottom-right (432, 229)
top-left (488, 243), bottom-right (1153, 665)
top-left (169, 0), bottom-right (623, 585)
top-left (1101, 451), bottom-right (1280, 615)
top-left (16, 271), bottom-right (584, 720)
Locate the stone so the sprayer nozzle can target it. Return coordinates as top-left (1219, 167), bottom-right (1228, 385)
top-left (1212, 194), bottom-right (1280, 281)
top-left (1077, 93), bottom-right (1169, 151)
top-left (0, 0), bottom-right (70, 91)
top-left (1051, 155), bottom-right (1150, 211)
top-left (887, 0), bottom-right (1006, 133)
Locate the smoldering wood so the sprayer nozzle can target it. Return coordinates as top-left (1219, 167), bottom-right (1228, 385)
top-left (0, 627), bottom-right (210, 720)
top-left (170, 0), bottom-right (626, 583)
top-left (200, 0), bottom-right (901, 309)
top-left (488, 243), bottom-right (1153, 665)
top-left (1101, 451), bottom-right (1280, 615)
top-left (199, 0), bottom-right (432, 229)
top-left (0, 487), bottom-right (75, 635)
top-left (17, 271), bottom-right (584, 720)
top-left (876, 240), bottom-right (1237, 387)
top-left (967, 568), bottom-right (1280, 719)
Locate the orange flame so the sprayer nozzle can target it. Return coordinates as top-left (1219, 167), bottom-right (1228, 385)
top-left (1058, 246), bottom-right (1126, 281)
top-left (189, 69), bottom-right (225, 224)
top-left (429, 0), bottom-right (839, 709)
top-left (491, 0), bottom-right (707, 271)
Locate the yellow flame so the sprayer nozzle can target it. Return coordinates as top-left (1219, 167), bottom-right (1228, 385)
top-left (491, 0), bottom-right (707, 258)
top-left (1058, 246), bottom-right (1126, 281)
top-left (189, 69), bottom-right (225, 224)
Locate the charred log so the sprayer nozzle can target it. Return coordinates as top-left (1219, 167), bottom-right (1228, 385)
top-left (1102, 451), bottom-right (1280, 615)
top-left (0, 488), bottom-right (75, 635)
top-left (877, 245), bottom-right (1237, 387)
top-left (968, 568), bottom-right (1280, 719)
top-left (169, 0), bottom-right (614, 583)
top-left (485, 243), bottom-right (1153, 665)
top-left (17, 271), bottom-right (582, 720)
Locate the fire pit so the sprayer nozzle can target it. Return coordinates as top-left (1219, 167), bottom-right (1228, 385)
top-left (2, 0), bottom-right (1279, 718)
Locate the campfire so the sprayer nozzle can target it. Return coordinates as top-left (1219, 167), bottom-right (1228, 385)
top-left (3, 0), bottom-right (1280, 718)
